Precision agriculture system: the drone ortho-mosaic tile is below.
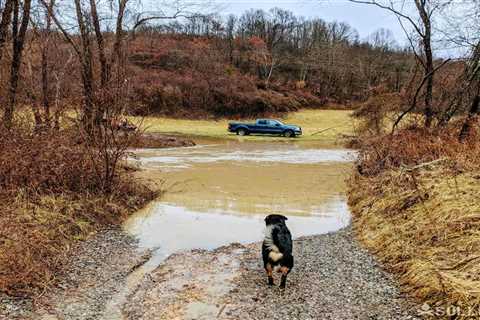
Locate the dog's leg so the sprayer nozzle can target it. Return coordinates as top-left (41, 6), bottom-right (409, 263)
top-left (266, 263), bottom-right (274, 285)
top-left (279, 266), bottom-right (289, 289)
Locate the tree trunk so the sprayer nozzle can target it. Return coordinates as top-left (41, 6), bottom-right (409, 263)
top-left (41, 0), bottom-right (54, 126)
top-left (31, 103), bottom-right (43, 129)
top-left (423, 41), bottom-right (434, 127)
top-left (0, 0), bottom-right (13, 62)
top-left (111, 0), bottom-right (128, 70)
top-left (89, 0), bottom-right (108, 124)
top-left (74, 0), bottom-right (95, 132)
top-left (89, 0), bottom-right (107, 86)
top-left (3, 0), bottom-right (31, 128)
top-left (415, 0), bottom-right (434, 128)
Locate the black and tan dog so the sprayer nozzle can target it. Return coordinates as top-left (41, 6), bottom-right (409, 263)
top-left (262, 214), bottom-right (294, 289)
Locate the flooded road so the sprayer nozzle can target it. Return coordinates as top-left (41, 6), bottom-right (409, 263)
top-left (99, 140), bottom-right (356, 319)
top-left (125, 140), bottom-right (355, 266)
top-left (36, 140), bottom-right (356, 320)
top-left (32, 140), bottom-right (417, 320)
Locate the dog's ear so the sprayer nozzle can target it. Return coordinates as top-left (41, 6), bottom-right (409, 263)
top-left (281, 215), bottom-right (288, 221)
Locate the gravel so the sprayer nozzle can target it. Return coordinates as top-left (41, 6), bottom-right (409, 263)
top-left (122, 227), bottom-right (421, 320)
top-left (1, 227), bottom-right (421, 320)
top-left (224, 227), bottom-right (420, 320)
top-left (0, 228), bottom-right (150, 320)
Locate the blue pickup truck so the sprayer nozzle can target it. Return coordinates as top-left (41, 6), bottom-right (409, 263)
top-left (228, 119), bottom-right (302, 138)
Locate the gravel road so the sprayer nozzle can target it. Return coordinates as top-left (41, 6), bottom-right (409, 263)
top-left (1, 227), bottom-right (421, 320)
top-left (225, 227), bottom-right (420, 320)
top-left (123, 227), bottom-right (420, 320)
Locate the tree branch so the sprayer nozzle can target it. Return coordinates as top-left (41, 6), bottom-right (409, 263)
top-left (348, 0), bottom-right (425, 37)
top-left (38, 0), bottom-right (81, 57)
top-left (391, 58), bottom-right (451, 133)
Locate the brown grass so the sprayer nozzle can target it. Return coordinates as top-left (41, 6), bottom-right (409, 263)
top-left (0, 124), bottom-right (156, 297)
top-left (349, 125), bottom-right (480, 318)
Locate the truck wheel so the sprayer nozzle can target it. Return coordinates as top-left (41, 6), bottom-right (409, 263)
top-left (284, 130), bottom-right (295, 138)
top-left (237, 128), bottom-right (248, 136)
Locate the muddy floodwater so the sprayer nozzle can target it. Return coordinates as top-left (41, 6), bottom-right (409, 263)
top-left (125, 140), bottom-right (355, 267)
top-left (97, 140), bottom-right (356, 319)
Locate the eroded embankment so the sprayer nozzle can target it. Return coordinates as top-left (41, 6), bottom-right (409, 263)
top-left (349, 163), bottom-right (480, 318)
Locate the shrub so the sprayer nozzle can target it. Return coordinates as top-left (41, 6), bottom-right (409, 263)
top-left (355, 124), bottom-right (480, 176)
top-left (0, 124), bottom-right (156, 296)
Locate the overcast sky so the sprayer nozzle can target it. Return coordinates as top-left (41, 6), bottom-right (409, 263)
top-left (217, 0), bottom-right (407, 44)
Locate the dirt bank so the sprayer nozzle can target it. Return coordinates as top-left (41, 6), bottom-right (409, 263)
top-left (133, 133), bottom-right (196, 148)
top-left (0, 134), bottom-right (194, 319)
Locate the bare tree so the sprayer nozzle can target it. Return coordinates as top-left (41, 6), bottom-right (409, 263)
top-left (347, 0), bottom-right (451, 127)
top-left (225, 14), bottom-right (236, 64)
top-left (39, 0), bottom-right (212, 133)
top-left (26, 0), bottom-right (56, 129)
top-left (0, 0), bottom-right (13, 62)
top-left (89, 0), bottom-right (107, 87)
top-left (436, 0), bottom-right (480, 140)
top-left (3, 0), bottom-right (32, 128)
top-left (111, 0), bottom-right (129, 68)
top-left (41, 0), bottom-right (54, 126)
top-left (459, 43), bottom-right (480, 141)
top-left (74, 0), bottom-right (95, 131)
top-left (130, 0), bottom-right (216, 34)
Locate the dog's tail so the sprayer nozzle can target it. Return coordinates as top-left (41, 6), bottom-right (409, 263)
top-left (269, 250), bottom-right (284, 262)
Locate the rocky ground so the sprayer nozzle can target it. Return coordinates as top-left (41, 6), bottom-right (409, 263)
top-left (1, 227), bottom-right (422, 320)
top-left (225, 228), bottom-right (420, 320)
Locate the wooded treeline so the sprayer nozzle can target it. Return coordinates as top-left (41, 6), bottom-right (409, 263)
top-left (0, 1), bottom-right (478, 127)
top-left (151, 9), bottom-right (414, 98)
top-left (0, 2), bottom-right (420, 123)
top-left (128, 19), bottom-right (418, 118)
top-left (347, 0), bottom-right (479, 137)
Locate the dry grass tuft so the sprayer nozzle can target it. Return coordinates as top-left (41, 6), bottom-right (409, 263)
top-left (349, 125), bottom-right (480, 318)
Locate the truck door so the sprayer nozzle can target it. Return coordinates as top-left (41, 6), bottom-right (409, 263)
top-left (255, 120), bottom-right (268, 133)
top-left (267, 120), bottom-right (283, 134)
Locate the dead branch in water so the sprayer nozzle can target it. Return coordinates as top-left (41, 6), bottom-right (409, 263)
top-left (311, 121), bottom-right (351, 136)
